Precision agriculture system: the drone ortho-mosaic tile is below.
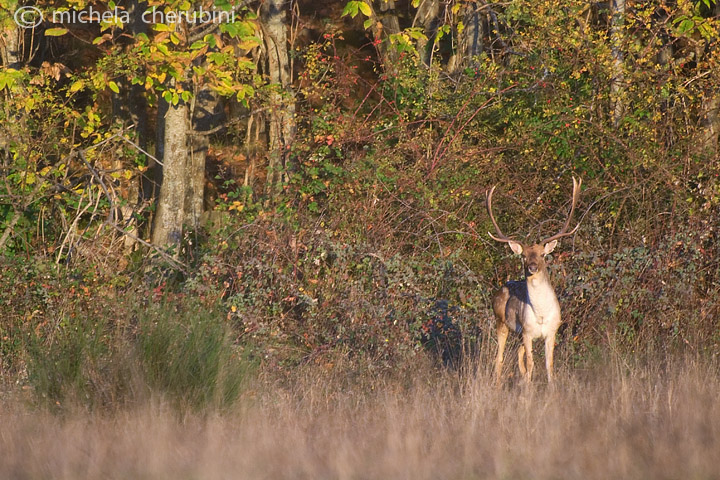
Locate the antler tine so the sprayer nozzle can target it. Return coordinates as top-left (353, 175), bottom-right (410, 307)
top-left (541, 176), bottom-right (582, 245)
top-left (486, 185), bottom-right (516, 243)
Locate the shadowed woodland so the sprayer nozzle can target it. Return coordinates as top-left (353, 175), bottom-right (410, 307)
top-left (1, 0), bottom-right (720, 477)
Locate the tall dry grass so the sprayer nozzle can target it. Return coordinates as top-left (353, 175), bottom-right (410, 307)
top-left (1, 354), bottom-right (719, 480)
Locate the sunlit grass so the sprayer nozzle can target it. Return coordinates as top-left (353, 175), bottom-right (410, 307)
top-left (2, 353), bottom-right (718, 479)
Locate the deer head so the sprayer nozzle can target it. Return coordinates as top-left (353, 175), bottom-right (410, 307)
top-left (486, 177), bottom-right (582, 278)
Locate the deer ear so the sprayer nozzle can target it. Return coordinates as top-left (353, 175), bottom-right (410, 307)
top-left (544, 240), bottom-right (558, 255)
top-left (508, 241), bottom-right (524, 255)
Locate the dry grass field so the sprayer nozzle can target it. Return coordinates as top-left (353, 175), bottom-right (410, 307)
top-left (2, 353), bottom-right (719, 480)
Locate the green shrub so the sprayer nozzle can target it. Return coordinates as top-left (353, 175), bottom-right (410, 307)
top-left (25, 315), bottom-right (134, 410)
top-left (23, 295), bottom-right (256, 412)
top-left (138, 300), bottom-right (255, 411)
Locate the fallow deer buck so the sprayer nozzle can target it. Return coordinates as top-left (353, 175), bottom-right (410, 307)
top-left (487, 177), bottom-right (581, 384)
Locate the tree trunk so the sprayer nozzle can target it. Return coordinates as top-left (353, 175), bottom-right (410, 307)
top-left (699, 95), bottom-right (720, 155)
top-left (0, 24), bottom-right (22, 68)
top-left (413, 0), bottom-right (440, 66)
top-left (187, 88), bottom-right (224, 226)
top-left (369, 0), bottom-right (401, 67)
top-left (261, 0), bottom-right (296, 196)
top-left (448, 1), bottom-right (485, 74)
top-left (152, 99), bottom-right (189, 248)
top-left (697, 2), bottom-right (720, 155)
top-left (609, 0), bottom-right (626, 129)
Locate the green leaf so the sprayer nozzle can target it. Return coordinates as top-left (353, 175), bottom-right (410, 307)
top-left (208, 52), bottom-right (226, 65)
top-left (407, 27), bottom-right (426, 41)
top-left (204, 33), bottom-right (218, 48)
top-left (45, 28), bottom-right (69, 37)
top-left (221, 22), bottom-right (239, 37)
top-left (215, 0), bottom-right (231, 11)
top-left (108, 81), bottom-right (120, 94)
top-left (0, 68), bottom-right (24, 91)
top-left (342, 1), bottom-right (359, 18)
top-left (677, 19), bottom-right (695, 34)
top-left (236, 83), bottom-right (254, 100)
top-left (363, 18), bottom-right (372, 30)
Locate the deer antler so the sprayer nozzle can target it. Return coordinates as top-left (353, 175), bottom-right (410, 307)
top-left (486, 185), bottom-right (517, 244)
top-left (541, 176), bottom-right (582, 245)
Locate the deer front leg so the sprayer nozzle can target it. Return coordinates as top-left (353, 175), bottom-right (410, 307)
top-left (545, 335), bottom-right (556, 383)
top-left (495, 323), bottom-right (509, 385)
top-left (522, 334), bottom-right (534, 383)
top-left (517, 345), bottom-right (526, 377)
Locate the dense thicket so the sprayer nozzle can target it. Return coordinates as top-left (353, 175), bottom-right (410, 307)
top-left (1, 0), bottom-right (719, 402)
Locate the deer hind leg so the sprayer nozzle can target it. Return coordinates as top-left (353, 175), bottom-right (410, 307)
top-left (522, 334), bottom-right (534, 383)
top-left (495, 323), bottom-right (509, 386)
top-left (545, 335), bottom-right (556, 383)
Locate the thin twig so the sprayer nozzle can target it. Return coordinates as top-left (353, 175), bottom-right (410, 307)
top-left (77, 143), bottom-right (188, 271)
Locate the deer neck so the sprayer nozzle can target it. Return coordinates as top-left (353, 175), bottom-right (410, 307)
top-left (525, 268), bottom-right (558, 316)
top-left (526, 267), bottom-right (550, 289)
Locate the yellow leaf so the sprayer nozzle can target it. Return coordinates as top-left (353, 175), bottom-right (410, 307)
top-left (45, 28), bottom-right (69, 37)
top-left (69, 80), bottom-right (85, 93)
top-left (358, 1), bottom-right (372, 17)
